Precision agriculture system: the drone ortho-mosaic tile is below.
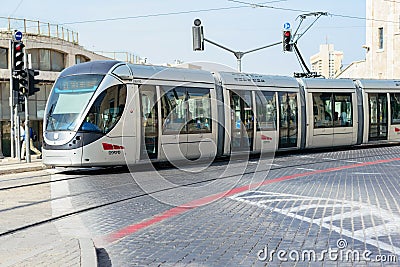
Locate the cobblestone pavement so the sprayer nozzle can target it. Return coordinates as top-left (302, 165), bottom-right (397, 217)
top-left (59, 146), bottom-right (399, 266)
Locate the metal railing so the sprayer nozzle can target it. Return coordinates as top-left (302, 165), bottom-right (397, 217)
top-left (93, 51), bottom-right (147, 64)
top-left (0, 17), bottom-right (79, 44)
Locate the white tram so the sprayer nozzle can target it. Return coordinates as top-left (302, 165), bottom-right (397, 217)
top-left (42, 61), bottom-right (400, 167)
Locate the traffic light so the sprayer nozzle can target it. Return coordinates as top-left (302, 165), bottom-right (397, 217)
top-left (27, 69), bottom-right (40, 96)
top-left (13, 41), bottom-right (25, 75)
top-left (283, 30), bottom-right (292, 52)
top-left (19, 69), bottom-right (28, 94)
top-left (192, 19), bottom-right (204, 51)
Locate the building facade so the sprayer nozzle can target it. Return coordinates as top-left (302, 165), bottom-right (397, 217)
top-left (310, 44), bottom-right (343, 78)
top-left (337, 0), bottom-right (400, 79)
top-left (0, 18), bottom-right (112, 157)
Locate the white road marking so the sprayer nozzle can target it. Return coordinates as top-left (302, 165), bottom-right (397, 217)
top-left (230, 191), bottom-right (400, 255)
top-left (296, 167), bottom-right (316, 171)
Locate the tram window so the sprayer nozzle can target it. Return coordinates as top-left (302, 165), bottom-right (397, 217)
top-left (187, 88), bottom-right (211, 133)
top-left (313, 93), bottom-right (333, 128)
top-left (161, 87), bottom-right (187, 134)
top-left (391, 93), bottom-right (400, 124)
top-left (334, 94), bottom-right (352, 127)
top-left (112, 65), bottom-right (131, 79)
top-left (81, 84), bottom-right (127, 133)
top-left (256, 91), bottom-right (276, 131)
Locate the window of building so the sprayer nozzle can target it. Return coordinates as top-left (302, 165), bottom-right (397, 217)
top-left (390, 93), bottom-right (400, 124)
top-left (256, 91), bottom-right (276, 131)
top-left (313, 92), bottom-right (352, 128)
top-left (75, 54), bottom-right (90, 64)
top-left (28, 48), bottom-right (65, 71)
top-left (379, 27), bottom-right (384, 50)
top-left (0, 47), bottom-right (8, 69)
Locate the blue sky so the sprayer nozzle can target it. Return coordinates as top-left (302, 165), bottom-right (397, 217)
top-left (1, 0), bottom-right (366, 75)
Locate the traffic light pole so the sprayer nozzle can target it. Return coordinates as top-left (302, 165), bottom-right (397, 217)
top-left (192, 19), bottom-right (281, 72)
top-left (8, 40), bottom-right (14, 158)
top-left (24, 95), bottom-right (31, 163)
top-left (203, 38), bottom-right (281, 72)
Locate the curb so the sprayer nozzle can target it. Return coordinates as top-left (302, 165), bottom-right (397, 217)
top-left (0, 164), bottom-right (50, 175)
top-left (79, 238), bottom-right (98, 266)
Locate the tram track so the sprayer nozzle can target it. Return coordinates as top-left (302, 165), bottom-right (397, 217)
top-left (1, 145), bottom-right (398, 191)
top-left (1, 146), bottom-right (399, 238)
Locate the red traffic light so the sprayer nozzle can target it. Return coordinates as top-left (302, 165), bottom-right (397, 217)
top-left (284, 31), bottom-right (291, 37)
top-left (15, 42), bottom-right (24, 52)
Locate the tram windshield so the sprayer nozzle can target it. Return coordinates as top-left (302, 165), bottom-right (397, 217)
top-left (45, 74), bottom-right (104, 131)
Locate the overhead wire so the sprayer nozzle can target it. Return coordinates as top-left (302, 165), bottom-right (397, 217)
top-left (58, 0), bottom-right (399, 29)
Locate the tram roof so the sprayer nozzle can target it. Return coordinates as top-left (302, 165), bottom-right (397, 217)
top-left (59, 60), bottom-right (120, 77)
top-left (217, 72), bottom-right (299, 89)
top-left (300, 78), bottom-right (356, 89)
top-left (356, 79), bottom-right (400, 90)
top-left (127, 64), bottom-right (215, 84)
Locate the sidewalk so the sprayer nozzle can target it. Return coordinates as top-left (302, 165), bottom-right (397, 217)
top-left (0, 157), bottom-right (98, 266)
top-left (0, 156), bottom-right (49, 175)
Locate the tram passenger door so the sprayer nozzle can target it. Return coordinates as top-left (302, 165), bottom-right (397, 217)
top-left (278, 92), bottom-right (298, 148)
top-left (186, 88), bottom-right (214, 159)
top-left (368, 93), bottom-right (388, 141)
top-left (230, 90), bottom-right (254, 152)
top-left (139, 85), bottom-right (159, 160)
top-left (159, 87), bottom-right (188, 161)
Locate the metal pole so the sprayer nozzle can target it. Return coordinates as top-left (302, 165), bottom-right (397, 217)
top-left (15, 112), bottom-right (21, 161)
top-left (9, 39), bottom-right (15, 158)
top-left (203, 38), bottom-right (281, 72)
top-left (24, 95), bottom-right (31, 163)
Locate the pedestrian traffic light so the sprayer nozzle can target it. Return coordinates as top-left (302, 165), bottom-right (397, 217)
top-left (192, 19), bottom-right (204, 51)
top-left (283, 30), bottom-right (292, 52)
top-left (27, 69), bottom-right (40, 96)
top-left (13, 41), bottom-right (25, 75)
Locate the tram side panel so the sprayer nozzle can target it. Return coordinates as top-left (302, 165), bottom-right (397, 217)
top-left (301, 79), bottom-right (358, 149)
top-left (357, 79), bottom-right (400, 144)
top-left (154, 83), bottom-right (218, 162)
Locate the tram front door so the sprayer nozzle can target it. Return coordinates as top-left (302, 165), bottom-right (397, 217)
top-left (368, 93), bottom-right (388, 141)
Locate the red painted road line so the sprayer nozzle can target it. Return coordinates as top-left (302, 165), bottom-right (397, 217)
top-left (104, 157), bottom-right (400, 244)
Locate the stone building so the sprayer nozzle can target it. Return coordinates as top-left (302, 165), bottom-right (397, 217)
top-left (0, 18), bottom-right (112, 157)
top-left (337, 0), bottom-right (400, 79)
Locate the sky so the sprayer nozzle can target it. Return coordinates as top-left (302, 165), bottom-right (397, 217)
top-left (0, 0), bottom-right (366, 75)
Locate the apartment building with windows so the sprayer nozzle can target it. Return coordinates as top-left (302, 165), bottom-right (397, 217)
top-left (310, 44), bottom-right (343, 78)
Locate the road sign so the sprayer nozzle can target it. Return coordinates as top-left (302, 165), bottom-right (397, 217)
top-left (283, 22), bottom-right (291, 30)
top-left (14, 31), bottom-right (22, 41)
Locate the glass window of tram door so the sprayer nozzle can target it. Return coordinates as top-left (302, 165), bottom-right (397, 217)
top-left (255, 91), bottom-right (276, 131)
top-left (278, 92), bottom-right (298, 148)
top-left (139, 85), bottom-right (158, 159)
top-left (390, 93), bottom-right (400, 124)
top-left (368, 93), bottom-right (388, 140)
top-left (160, 87), bottom-right (212, 135)
top-left (230, 90), bottom-right (254, 152)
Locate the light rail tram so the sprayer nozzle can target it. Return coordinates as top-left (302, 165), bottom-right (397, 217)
top-left (42, 61), bottom-right (400, 167)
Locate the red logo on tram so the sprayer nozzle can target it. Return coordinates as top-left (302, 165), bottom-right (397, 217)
top-left (395, 127), bottom-right (400, 133)
top-left (102, 142), bottom-right (125, 150)
top-left (261, 135), bottom-right (272, 141)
